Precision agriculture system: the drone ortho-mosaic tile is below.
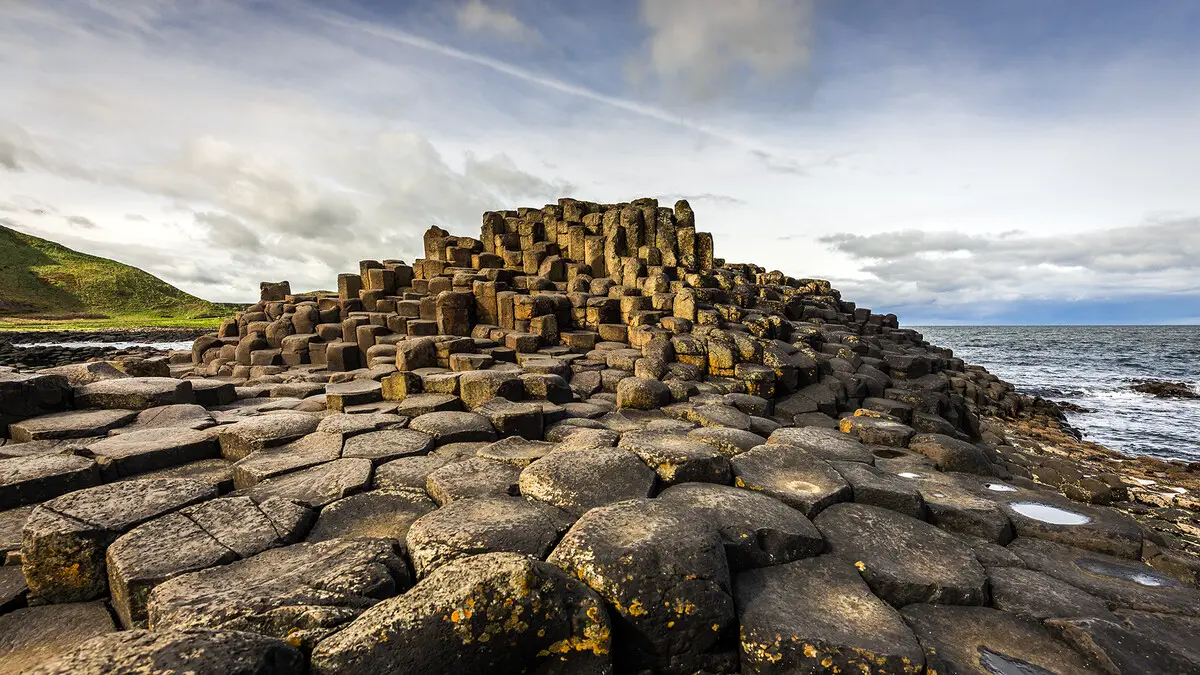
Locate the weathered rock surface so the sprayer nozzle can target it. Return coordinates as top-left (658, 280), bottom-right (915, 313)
top-left (21, 478), bottom-right (216, 603)
top-left (23, 629), bottom-right (306, 675)
top-left (305, 489), bottom-right (435, 546)
top-left (406, 496), bottom-right (567, 576)
top-left (735, 556), bottom-right (925, 674)
top-left (107, 495), bottom-right (313, 627)
top-left (8, 409), bottom-right (136, 442)
top-left (618, 430), bottom-right (731, 486)
top-left (0, 601), bottom-right (116, 675)
top-left (815, 502), bottom-right (988, 607)
top-left (658, 482), bottom-right (823, 570)
top-left (148, 538), bottom-right (408, 648)
top-left (1, 454), bottom-right (101, 509)
top-left (216, 412), bottom-right (322, 461)
top-left (548, 498), bottom-right (736, 673)
top-left (519, 447), bottom-right (656, 516)
top-left (245, 457), bottom-right (373, 508)
top-left (730, 444), bottom-right (850, 518)
top-left (81, 427), bottom-right (218, 478)
top-left (311, 553), bottom-right (611, 674)
top-left (902, 604), bottom-right (1096, 675)
top-left (75, 377), bottom-right (194, 410)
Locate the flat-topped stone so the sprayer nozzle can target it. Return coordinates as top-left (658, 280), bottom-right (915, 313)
top-left (730, 444), bottom-right (850, 518)
top-left (0, 454), bottom-right (101, 509)
top-left (305, 489), bottom-right (435, 546)
top-left (815, 502), bottom-right (988, 607)
top-left (232, 431), bottom-right (343, 489)
top-left (112, 404), bottom-right (214, 433)
top-left (735, 555), bottom-right (925, 674)
top-left (0, 601), bottom-right (116, 675)
top-left (340, 428), bottom-right (433, 464)
top-left (406, 496), bottom-right (568, 577)
top-left (425, 456), bottom-right (520, 504)
top-left (107, 495), bottom-right (313, 628)
top-left (148, 538), bottom-right (408, 649)
top-left (75, 377), bottom-right (195, 410)
top-left (548, 498), bottom-right (735, 673)
top-left (409, 411), bottom-right (497, 444)
top-left (658, 482), bottom-right (824, 570)
top-left (246, 458), bottom-right (373, 508)
top-left (519, 447), bottom-right (655, 516)
top-left (310, 552), bottom-right (611, 675)
top-left (902, 604), bottom-right (1096, 675)
top-left (618, 430), bottom-right (731, 486)
top-left (8, 409), bottom-right (136, 442)
top-left (82, 427), bottom-right (218, 478)
top-left (22, 477), bottom-right (217, 603)
top-left (23, 629), bottom-right (305, 675)
top-left (216, 411), bottom-right (322, 461)
top-left (767, 425), bottom-right (874, 464)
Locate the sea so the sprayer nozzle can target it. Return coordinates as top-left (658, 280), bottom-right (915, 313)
top-left (917, 326), bottom-right (1200, 462)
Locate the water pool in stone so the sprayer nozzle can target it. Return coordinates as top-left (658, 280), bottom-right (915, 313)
top-left (978, 647), bottom-right (1056, 675)
top-left (1009, 502), bottom-right (1091, 525)
top-left (985, 483), bottom-right (1018, 492)
top-left (897, 472), bottom-right (924, 479)
top-left (1076, 557), bottom-right (1178, 587)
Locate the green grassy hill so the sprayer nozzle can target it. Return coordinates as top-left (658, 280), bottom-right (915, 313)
top-left (0, 223), bottom-right (235, 329)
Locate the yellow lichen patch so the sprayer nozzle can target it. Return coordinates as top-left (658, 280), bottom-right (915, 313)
top-left (742, 639), bottom-right (785, 664)
top-left (711, 623), bottom-right (720, 631)
top-left (821, 656), bottom-right (833, 668)
top-left (854, 561), bottom-right (867, 572)
top-left (803, 644), bottom-right (818, 658)
top-left (670, 598), bottom-right (697, 615)
top-left (839, 418), bottom-right (854, 433)
top-left (626, 599), bottom-right (648, 617)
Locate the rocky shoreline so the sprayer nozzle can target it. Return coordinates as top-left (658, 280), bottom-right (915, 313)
top-left (0, 329), bottom-right (209, 371)
top-left (2, 197), bottom-right (1198, 674)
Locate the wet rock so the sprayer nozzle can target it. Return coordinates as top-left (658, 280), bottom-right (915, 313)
top-left (406, 497), bottom-right (568, 577)
top-left (1009, 537), bottom-right (1200, 615)
top-left (519, 447), bottom-right (656, 516)
top-left (75, 377), bottom-right (195, 410)
top-left (216, 412), bottom-right (322, 461)
top-left (232, 432), bottom-right (342, 489)
top-left (107, 495), bottom-right (312, 628)
top-left (246, 458), bottom-right (373, 508)
top-left (658, 483), bottom-right (823, 570)
top-left (0, 601), bottom-right (116, 675)
top-left (735, 555), bottom-right (924, 674)
top-left (1048, 612), bottom-right (1200, 675)
top-left (1, 454), bottom-right (101, 509)
top-left (831, 461), bottom-right (927, 519)
top-left (409, 411), bottom-right (497, 444)
top-left (148, 538), bottom-right (408, 648)
top-left (425, 457), bottom-right (520, 504)
top-left (618, 430), bottom-right (731, 486)
top-left (310, 552), bottom-right (610, 675)
top-left (341, 428), bottom-right (433, 464)
top-left (907, 433), bottom-right (994, 475)
top-left (82, 427), bottom-right (219, 478)
top-left (23, 629), bottom-right (306, 675)
top-left (21, 478), bottom-right (216, 603)
top-left (1131, 379), bottom-right (1198, 399)
top-left (815, 502), bottom-right (987, 607)
top-left (987, 566), bottom-right (1110, 621)
top-left (995, 492), bottom-right (1144, 559)
top-left (767, 426), bottom-right (873, 464)
top-left (912, 474), bottom-right (1015, 544)
top-left (901, 604), bottom-right (1096, 675)
top-left (730, 444), bottom-right (850, 518)
top-left (306, 489), bottom-right (435, 546)
top-left (8, 409), bottom-right (136, 442)
top-left (548, 498), bottom-right (735, 674)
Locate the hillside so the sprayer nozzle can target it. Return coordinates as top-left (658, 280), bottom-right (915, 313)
top-left (0, 223), bottom-right (233, 328)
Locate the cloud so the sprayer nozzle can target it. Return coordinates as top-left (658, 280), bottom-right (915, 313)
top-left (819, 216), bottom-right (1200, 315)
top-left (65, 214), bottom-right (97, 228)
top-left (455, 0), bottom-right (540, 43)
top-left (634, 0), bottom-right (816, 100)
top-left (194, 211), bottom-right (264, 254)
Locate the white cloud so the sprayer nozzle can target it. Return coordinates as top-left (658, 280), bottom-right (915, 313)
top-left (634, 0), bottom-right (816, 100)
top-left (455, 0), bottom-right (539, 43)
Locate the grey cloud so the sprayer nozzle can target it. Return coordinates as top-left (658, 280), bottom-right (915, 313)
top-left (66, 215), bottom-right (97, 228)
top-left (124, 213), bottom-right (147, 221)
top-left (194, 211), bottom-right (265, 254)
top-left (657, 193), bottom-right (747, 206)
top-left (634, 0), bottom-right (815, 101)
top-left (820, 217), bottom-right (1200, 310)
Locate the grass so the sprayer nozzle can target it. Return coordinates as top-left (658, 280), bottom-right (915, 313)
top-left (0, 223), bottom-right (238, 332)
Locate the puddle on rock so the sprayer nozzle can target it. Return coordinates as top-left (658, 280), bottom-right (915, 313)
top-left (1009, 502), bottom-right (1091, 525)
top-left (985, 483), bottom-right (1018, 493)
top-left (1076, 558), bottom-right (1178, 587)
top-left (897, 472), bottom-right (925, 479)
top-left (979, 647), bottom-right (1056, 675)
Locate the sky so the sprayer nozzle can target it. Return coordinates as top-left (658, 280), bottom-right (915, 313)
top-left (1, 0), bottom-right (1199, 325)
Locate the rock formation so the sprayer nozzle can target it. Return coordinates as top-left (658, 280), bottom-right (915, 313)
top-left (2, 197), bottom-right (1199, 673)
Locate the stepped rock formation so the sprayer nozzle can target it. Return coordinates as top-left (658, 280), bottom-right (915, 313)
top-left (2, 197), bottom-right (1199, 673)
